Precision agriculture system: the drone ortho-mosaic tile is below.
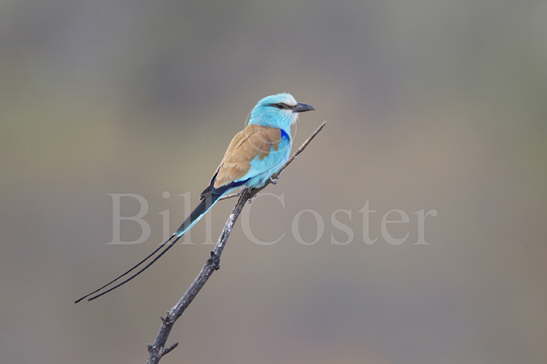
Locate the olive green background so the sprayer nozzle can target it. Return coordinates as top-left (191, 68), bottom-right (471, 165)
top-left (2, 1), bottom-right (546, 363)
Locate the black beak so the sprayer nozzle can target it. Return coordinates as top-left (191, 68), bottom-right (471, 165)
top-left (293, 103), bottom-right (315, 113)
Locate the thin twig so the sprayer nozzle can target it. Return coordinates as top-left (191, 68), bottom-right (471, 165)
top-left (146, 121), bottom-right (326, 364)
top-left (217, 191), bottom-right (240, 201)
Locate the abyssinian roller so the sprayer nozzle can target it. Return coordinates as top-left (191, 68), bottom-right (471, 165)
top-left (75, 93), bottom-right (315, 302)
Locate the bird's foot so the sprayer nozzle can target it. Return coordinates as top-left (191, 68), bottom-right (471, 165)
top-left (269, 175), bottom-right (279, 185)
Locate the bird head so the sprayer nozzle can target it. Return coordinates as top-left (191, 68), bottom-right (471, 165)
top-left (248, 93), bottom-right (315, 132)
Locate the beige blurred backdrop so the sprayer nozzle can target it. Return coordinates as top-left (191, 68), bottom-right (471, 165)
top-left (2, 1), bottom-right (547, 363)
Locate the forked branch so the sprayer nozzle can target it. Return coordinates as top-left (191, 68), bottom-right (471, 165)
top-left (146, 121), bottom-right (326, 364)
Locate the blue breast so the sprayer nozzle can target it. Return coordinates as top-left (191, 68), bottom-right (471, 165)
top-left (243, 128), bottom-right (292, 187)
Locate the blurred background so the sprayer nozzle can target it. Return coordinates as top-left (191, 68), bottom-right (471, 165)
top-left (2, 1), bottom-right (547, 363)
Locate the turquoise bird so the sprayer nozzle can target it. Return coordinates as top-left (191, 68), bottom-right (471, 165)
top-left (75, 93), bottom-right (314, 302)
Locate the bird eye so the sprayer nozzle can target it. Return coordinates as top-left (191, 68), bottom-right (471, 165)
top-left (271, 103), bottom-right (292, 110)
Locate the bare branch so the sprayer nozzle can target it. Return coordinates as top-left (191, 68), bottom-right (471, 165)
top-left (146, 121), bottom-right (326, 364)
top-left (217, 191), bottom-right (240, 201)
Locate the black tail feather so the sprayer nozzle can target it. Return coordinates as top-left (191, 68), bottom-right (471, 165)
top-left (84, 233), bottom-right (184, 301)
top-left (74, 178), bottom-right (248, 303)
top-left (74, 232), bottom-right (177, 303)
top-left (75, 193), bottom-right (219, 303)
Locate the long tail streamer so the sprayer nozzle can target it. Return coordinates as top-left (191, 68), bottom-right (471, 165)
top-left (74, 193), bottom-right (222, 303)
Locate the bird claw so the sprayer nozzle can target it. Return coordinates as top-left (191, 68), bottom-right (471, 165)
top-left (269, 176), bottom-right (279, 185)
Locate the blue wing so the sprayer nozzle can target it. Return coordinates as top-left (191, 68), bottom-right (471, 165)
top-left (239, 129), bottom-right (291, 188)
